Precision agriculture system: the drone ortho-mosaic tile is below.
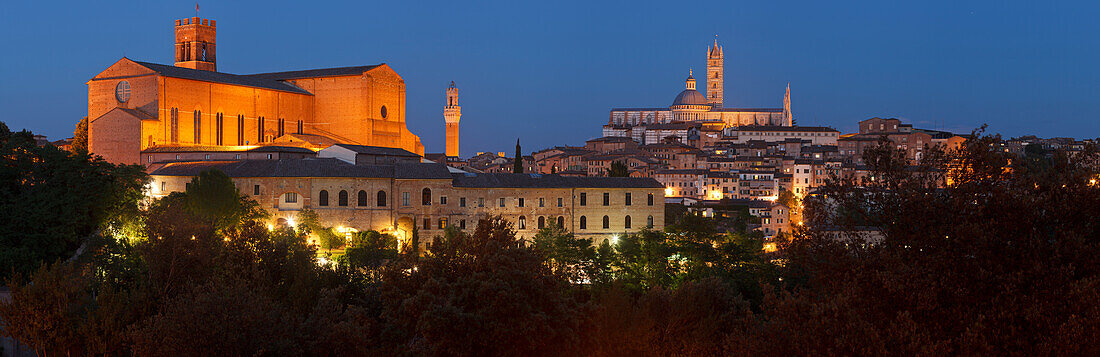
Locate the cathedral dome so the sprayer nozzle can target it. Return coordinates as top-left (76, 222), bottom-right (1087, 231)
top-left (672, 70), bottom-right (708, 106)
top-left (672, 88), bottom-right (707, 106)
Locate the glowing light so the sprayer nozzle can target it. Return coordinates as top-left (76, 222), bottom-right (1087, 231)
top-left (610, 234), bottom-right (620, 245)
top-left (762, 195), bottom-right (779, 202)
top-left (763, 243), bottom-right (778, 252)
top-left (267, 224), bottom-right (274, 231)
top-left (665, 187), bottom-right (674, 196)
top-left (286, 217), bottom-right (296, 228)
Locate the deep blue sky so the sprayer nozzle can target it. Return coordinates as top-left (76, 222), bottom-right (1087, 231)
top-left (2, 0), bottom-right (1098, 156)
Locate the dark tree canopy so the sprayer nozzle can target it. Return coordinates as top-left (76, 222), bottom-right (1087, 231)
top-left (606, 160), bottom-right (630, 177)
top-left (0, 123), bottom-right (146, 281)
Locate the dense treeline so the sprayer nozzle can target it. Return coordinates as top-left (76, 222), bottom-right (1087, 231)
top-left (1, 121), bottom-right (1099, 355)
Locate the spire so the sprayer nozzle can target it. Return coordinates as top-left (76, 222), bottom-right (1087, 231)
top-left (709, 34), bottom-right (723, 58)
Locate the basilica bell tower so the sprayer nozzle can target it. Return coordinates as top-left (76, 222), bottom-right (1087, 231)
top-left (174, 17), bottom-right (217, 71)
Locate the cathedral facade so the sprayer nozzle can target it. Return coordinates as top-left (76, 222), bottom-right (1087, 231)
top-left (607, 38), bottom-right (792, 133)
top-left (87, 17), bottom-right (424, 165)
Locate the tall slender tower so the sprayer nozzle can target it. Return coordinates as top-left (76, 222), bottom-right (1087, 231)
top-left (783, 83), bottom-right (793, 126)
top-left (174, 17), bottom-right (217, 71)
top-left (444, 81), bottom-right (461, 157)
top-left (706, 35), bottom-right (723, 109)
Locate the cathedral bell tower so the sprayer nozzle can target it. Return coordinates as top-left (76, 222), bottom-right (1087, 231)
top-left (706, 36), bottom-right (723, 109)
top-left (174, 17), bottom-right (217, 71)
top-left (444, 81), bottom-right (461, 157)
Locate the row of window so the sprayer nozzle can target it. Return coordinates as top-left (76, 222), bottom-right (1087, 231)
top-left (167, 108), bottom-right (303, 145)
top-left (419, 215), bottom-right (654, 231)
top-left (282, 188), bottom-right (659, 209)
top-left (418, 189), bottom-right (656, 207)
top-left (314, 190), bottom-right (387, 207)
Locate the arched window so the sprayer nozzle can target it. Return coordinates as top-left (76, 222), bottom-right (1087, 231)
top-left (518, 216), bottom-right (526, 229)
top-left (170, 108), bottom-right (179, 143)
top-left (647, 215), bottom-right (654, 227)
top-left (358, 190), bottom-right (368, 206)
top-left (338, 190), bottom-right (348, 206)
top-left (648, 193), bottom-right (654, 206)
top-left (557, 216), bottom-right (565, 228)
top-left (624, 215), bottom-right (631, 229)
top-left (579, 216), bottom-right (587, 230)
top-left (602, 215), bottom-right (610, 229)
top-left (193, 110), bottom-right (202, 144)
top-left (422, 188), bottom-right (432, 205)
top-left (538, 216), bottom-right (545, 229)
top-left (318, 190), bottom-right (329, 206)
top-left (377, 190), bottom-right (387, 207)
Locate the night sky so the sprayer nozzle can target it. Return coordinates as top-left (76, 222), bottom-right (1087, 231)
top-left (2, 0), bottom-right (1098, 157)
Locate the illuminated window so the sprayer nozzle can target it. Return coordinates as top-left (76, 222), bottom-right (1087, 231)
top-left (518, 216), bottom-right (526, 229)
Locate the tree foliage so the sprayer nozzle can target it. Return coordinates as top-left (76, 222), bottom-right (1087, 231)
top-left (0, 122), bottom-right (147, 281)
top-left (71, 117), bottom-right (89, 156)
top-left (606, 160), bottom-right (630, 177)
top-left (4, 124), bottom-right (1100, 354)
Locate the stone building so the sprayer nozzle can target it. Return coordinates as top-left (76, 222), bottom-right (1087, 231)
top-left (148, 159), bottom-right (665, 249)
top-left (606, 37), bottom-right (793, 137)
top-left (87, 16), bottom-right (424, 165)
top-left (839, 117), bottom-right (965, 164)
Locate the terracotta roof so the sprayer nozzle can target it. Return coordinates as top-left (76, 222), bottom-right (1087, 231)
top-left (329, 143), bottom-right (421, 158)
top-left (248, 65), bottom-right (383, 80)
top-left (452, 172), bottom-right (662, 188)
top-left (731, 125), bottom-right (839, 132)
top-left (132, 61), bottom-right (313, 95)
top-left (150, 159), bottom-right (451, 179)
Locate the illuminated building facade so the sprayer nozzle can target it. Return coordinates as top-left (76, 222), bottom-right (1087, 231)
top-left (148, 159), bottom-right (665, 249)
top-left (87, 16), bottom-right (424, 165)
